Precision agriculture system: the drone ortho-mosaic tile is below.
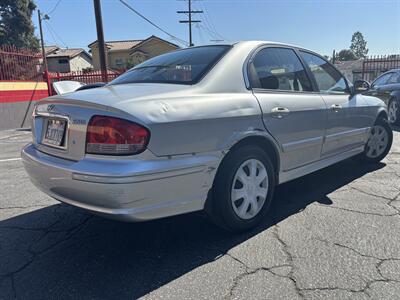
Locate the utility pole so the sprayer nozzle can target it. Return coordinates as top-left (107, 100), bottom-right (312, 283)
top-left (93, 0), bottom-right (108, 82)
top-left (177, 0), bottom-right (202, 46)
top-left (38, 10), bottom-right (52, 96)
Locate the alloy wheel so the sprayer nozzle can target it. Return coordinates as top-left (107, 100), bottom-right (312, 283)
top-left (366, 125), bottom-right (389, 158)
top-left (231, 159), bottom-right (269, 220)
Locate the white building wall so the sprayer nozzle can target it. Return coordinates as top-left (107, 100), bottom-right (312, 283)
top-left (69, 55), bottom-right (93, 72)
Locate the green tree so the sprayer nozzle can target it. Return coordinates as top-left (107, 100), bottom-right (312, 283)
top-left (336, 49), bottom-right (357, 61)
top-left (350, 31), bottom-right (368, 59)
top-left (0, 0), bottom-right (39, 49)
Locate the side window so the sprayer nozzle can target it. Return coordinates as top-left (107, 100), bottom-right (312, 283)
top-left (300, 51), bottom-right (348, 94)
top-left (251, 48), bottom-right (312, 92)
top-left (387, 73), bottom-right (400, 84)
top-left (372, 73), bottom-right (392, 87)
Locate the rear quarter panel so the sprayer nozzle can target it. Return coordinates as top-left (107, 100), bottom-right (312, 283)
top-left (141, 92), bottom-right (267, 156)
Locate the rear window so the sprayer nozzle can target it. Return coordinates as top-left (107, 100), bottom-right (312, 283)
top-left (109, 45), bottom-right (231, 85)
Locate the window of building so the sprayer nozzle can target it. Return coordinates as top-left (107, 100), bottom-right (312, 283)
top-left (115, 58), bottom-right (124, 66)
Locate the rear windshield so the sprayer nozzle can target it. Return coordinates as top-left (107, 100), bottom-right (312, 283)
top-left (109, 45), bottom-right (231, 85)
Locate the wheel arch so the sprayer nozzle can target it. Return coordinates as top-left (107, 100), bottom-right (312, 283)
top-left (205, 132), bottom-right (280, 221)
top-left (228, 135), bottom-right (280, 176)
top-left (218, 132), bottom-right (281, 181)
top-left (390, 90), bottom-right (400, 99)
top-left (376, 106), bottom-right (388, 122)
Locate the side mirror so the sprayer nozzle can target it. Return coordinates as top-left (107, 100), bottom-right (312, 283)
top-left (353, 80), bottom-right (370, 94)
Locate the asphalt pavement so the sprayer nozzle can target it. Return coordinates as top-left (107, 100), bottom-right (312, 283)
top-left (1, 128), bottom-right (400, 299)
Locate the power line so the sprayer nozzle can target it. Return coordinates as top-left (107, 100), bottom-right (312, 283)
top-left (44, 20), bottom-right (68, 48)
top-left (46, 0), bottom-right (62, 16)
top-left (177, 0), bottom-right (203, 46)
top-left (197, 14), bottom-right (218, 41)
top-left (199, 2), bottom-right (217, 36)
top-left (198, 1), bottom-right (229, 42)
top-left (195, 23), bottom-right (205, 44)
top-left (197, 24), bottom-right (227, 42)
top-left (43, 21), bottom-right (60, 46)
top-left (118, 0), bottom-right (188, 46)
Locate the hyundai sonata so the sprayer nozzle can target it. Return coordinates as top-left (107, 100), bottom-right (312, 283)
top-left (22, 41), bottom-right (392, 231)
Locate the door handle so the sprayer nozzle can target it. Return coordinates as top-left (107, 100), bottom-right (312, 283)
top-left (271, 107), bottom-right (290, 118)
top-left (330, 104), bottom-right (342, 112)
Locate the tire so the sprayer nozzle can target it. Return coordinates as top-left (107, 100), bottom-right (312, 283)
top-left (208, 145), bottom-right (276, 232)
top-left (357, 117), bottom-right (393, 163)
top-left (388, 98), bottom-right (400, 125)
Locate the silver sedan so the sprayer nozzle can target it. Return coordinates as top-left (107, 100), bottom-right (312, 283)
top-left (21, 41), bottom-right (392, 231)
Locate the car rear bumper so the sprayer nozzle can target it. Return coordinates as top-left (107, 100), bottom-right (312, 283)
top-left (21, 143), bottom-right (221, 221)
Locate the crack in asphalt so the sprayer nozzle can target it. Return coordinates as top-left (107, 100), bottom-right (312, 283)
top-left (0, 213), bottom-right (92, 298)
top-left (10, 275), bottom-right (16, 300)
top-left (272, 225), bottom-right (305, 299)
top-left (313, 237), bottom-right (400, 296)
top-left (347, 184), bottom-right (400, 216)
top-left (347, 185), bottom-right (395, 201)
top-left (3, 132), bottom-right (400, 298)
top-left (224, 226), bottom-right (306, 299)
top-left (315, 203), bottom-right (400, 217)
top-left (223, 178), bottom-right (400, 299)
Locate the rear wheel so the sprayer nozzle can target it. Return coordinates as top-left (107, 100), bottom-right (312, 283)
top-left (388, 98), bottom-right (400, 125)
top-left (209, 145), bottom-right (276, 232)
top-left (357, 117), bottom-right (392, 163)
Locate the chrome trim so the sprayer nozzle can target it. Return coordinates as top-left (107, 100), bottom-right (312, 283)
top-left (325, 127), bottom-right (370, 143)
top-left (34, 110), bottom-right (71, 151)
top-left (282, 136), bottom-right (323, 152)
top-left (279, 145), bottom-right (364, 184)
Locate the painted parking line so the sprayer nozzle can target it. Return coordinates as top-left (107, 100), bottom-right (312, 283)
top-left (0, 133), bottom-right (31, 141)
top-left (0, 158), bottom-right (22, 162)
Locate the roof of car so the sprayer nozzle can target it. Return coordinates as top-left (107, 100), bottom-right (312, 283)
top-left (377, 69), bottom-right (400, 77)
top-left (201, 40), bottom-right (312, 53)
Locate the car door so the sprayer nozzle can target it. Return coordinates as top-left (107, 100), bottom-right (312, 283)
top-left (299, 51), bottom-right (370, 157)
top-left (249, 46), bottom-right (327, 171)
top-left (367, 72), bottom-right (394, 104)
top-left (383, 72), bottom-right (400, 100)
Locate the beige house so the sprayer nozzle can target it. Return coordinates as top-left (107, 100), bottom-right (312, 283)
top-left (88, 35), bottom-right (179, 71)
top-left (44, 46), bottom-right (93, 73)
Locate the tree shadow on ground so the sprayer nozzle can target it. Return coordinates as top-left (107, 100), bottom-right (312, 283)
top-left (0, 159), bottom-right (385, 299)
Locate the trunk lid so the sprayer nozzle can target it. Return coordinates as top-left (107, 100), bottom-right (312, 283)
top-left (32, 83), bottom-right (191, 161)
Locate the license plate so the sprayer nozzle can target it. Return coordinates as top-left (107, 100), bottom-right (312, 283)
top-left (43, 119), bottom-right (67, 147)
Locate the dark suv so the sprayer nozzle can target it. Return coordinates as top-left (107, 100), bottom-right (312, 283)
top-left (365, 69), bottom-right (400, 124)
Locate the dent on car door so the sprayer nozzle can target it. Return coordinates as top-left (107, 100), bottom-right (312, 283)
top-left (249, 47), bottom-right (327, 171)
top-left (299, 51), bottom-right (370, 156)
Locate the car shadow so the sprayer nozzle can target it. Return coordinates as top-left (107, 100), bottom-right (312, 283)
top-left (0, 159), bottom-right (385, 299)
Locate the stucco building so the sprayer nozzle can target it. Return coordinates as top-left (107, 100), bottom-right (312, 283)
top-left (44, 46), bottom-right (93, 73)
top-left (88, 35), bottom-right (179, 71)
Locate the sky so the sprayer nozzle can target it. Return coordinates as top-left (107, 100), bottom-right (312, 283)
top-left (32, 0), bottom-right (400, 57)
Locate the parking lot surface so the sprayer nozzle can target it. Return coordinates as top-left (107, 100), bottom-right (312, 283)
top-left (1, 129), bottom-right (400, 299)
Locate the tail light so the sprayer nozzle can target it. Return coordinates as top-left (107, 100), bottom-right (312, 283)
top-left (86, 116), bottom-right (150, 155)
